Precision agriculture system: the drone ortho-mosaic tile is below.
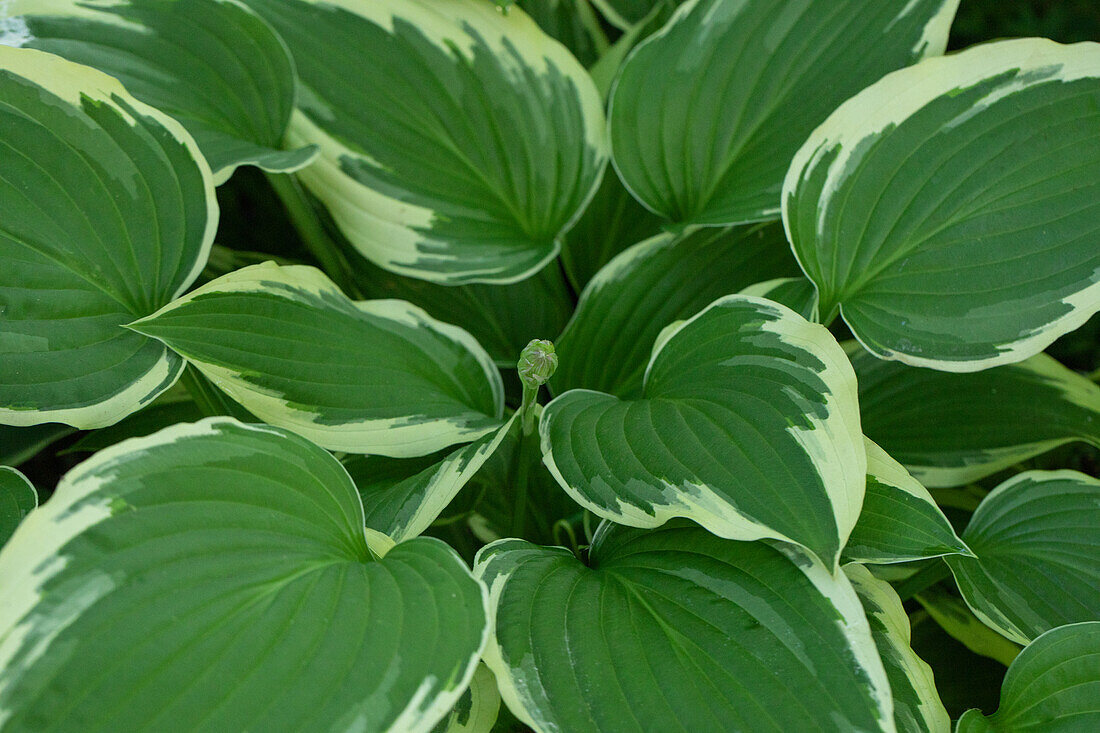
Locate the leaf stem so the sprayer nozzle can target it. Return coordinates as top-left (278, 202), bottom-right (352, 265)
top-left (510, 428), bottom-right (537, 539)
top-left (264, 172), bottom-right (364, 298)
top-left (179, 365), bottom-right (234, 418)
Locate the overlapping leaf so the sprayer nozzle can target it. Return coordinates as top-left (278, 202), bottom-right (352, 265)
top-left (4, 0), bottom-right (317, 183)
top-left (543, 295), bottom-right (865, 568)
top-left (0, 418), bottom-right (488, 731)
top-left (785, 39), bottom-right (1100, 370)
top-left (0, 46), bottom-right (216, 428)
top-left (852, 348), bottom-right (1100, 487)
top-left (956, 622), bottom-right (1100, 732)
top-left (0, 467), bottom-right (35, 546)
top-left (843, 440), bottom-right (971, 565)
top-left (845, 564), bottom-right (950, 733)
top-left (477, 522), bottom-right (894, 732)
top-left (130, 262), bottom-right (504, 456)
top-left (244, 0), bottom-right (607, 283)
top-left (552, 223), bottom-right (801, 397)
top-left (946, 471), bottom-right (1100, 645)
top-left (610, 0), bottom-right (958, 225)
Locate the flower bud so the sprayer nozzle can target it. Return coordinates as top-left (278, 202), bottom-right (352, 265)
top-left (517, 339), bottom-right (558, 388)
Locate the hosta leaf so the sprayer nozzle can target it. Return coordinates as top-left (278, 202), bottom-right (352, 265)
top-left (956, 622), bottom-right (1100, 733)
top-left (432, 663), bottom-right (501, 733)
top-left (852, 348), bottom-right (1100, 488)
top-left (476, 522), bottom-right (894, 733)
top-left (4, 0), bottom-right (317, 183)
top-left (0, 467), bottom-right (35, 546)
top-left (552, 223), bottom-right (801, 398)
top-left (343, 415), bottom-right (516, 543)
top-left (130, 262), bottom-right (504, 456)
top-left (784, 39), bottom-right (1100, 370)
top-left (0, 46), bottom-right (216, 428)
top-left (521, 0), bottom-right (607, 67)
top-left (843, 439), bottom-right (971, 565)
top-left (0, 424), bottom-right (75, 467)
top-left (609, 0), bottom-right (958, 226)
top-left (914, 586), bottom-right (1021, 667)
top-left (542, 295), bottom-right (865, 568)
top-left (559, 170), bottom-right (665, 292)
top-left (245, 0), bottom-right (607, 284)
top-left (590, 0), bottom-right (676, 30)
top-left (0, 418), bottom-right (488, 731)
top-left (946, 471), bottom-right (1100, 645)
top-left (355, 259), bottom-right (574, 367)
top-left (845, 564), bottom-right (950, 733)
top-left (739, 277), bottom-right (818, 320)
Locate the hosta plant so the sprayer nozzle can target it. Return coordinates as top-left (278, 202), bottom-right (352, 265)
top-left (1, 0), bottom-right (1099, 731)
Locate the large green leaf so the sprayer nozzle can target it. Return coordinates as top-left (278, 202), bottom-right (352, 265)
top-left (4, 0), bottom-right (317, 183)
top-left (852, 348), bottom-right (1100, 487)
top-left (0, 418), bottom-right (488, 731)
top-left (245, 0), bottom-right (607, 284)
top-left (559, 169), bottom-right (665, 292)
top-left (552, 223), bottom-right (801, 398)
top-left (0, 467), bottom-right (36, 547)
top-left (609, 0), bottom-right (958, 226)
top-left (0, 46), bottom-right (217, 429)
top-left (130, 262), bottom-right (504, 456)
top-left (343, 415), bottom-right (516, 543)
top-left (956, 622), bottom-right (1100, 732)
top-left (476, 522), bottom-right (894, 732)
top-left (542, 295), bottom-right (865, 568)
top-left (946, 471), bottom-right (1100, 645)
top-left (845, 564), bottom-right (950, 733)
top-left (784, 39), bottom-right (1100, 370)
top-left (843, 440), bottom-right (971, 565)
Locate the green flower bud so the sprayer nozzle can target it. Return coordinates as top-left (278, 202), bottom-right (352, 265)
top-left (518, 339), bottom-right (558, 388)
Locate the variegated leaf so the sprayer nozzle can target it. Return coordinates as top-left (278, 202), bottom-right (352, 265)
top-left (785, 39), bottom-right (1100, 370)
top-left (0, 46), bottom-right (216, 428)
top-left (130, 262), bottom-right (504, 456)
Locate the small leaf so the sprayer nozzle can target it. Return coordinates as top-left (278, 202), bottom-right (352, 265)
top-left (0, 46), bottom-right (217, 428)
top-left (553, 223), bottom-right (801, 398)
top-left (432, 663), bottom-right (501, 733)
top-left (130, 262), bottom-right (504, 456)
top-left (610, 0), bottom-right (959, 225)
top-left (843, 439), bottom-right (972, 565)
top-left (0, 467), bottom-right (36, 546)
top-left (0, 418), bottom-right (488, 731)
top-left (946, 471), bottom-right (1100, 645)
top-left (6, 0), bottom-right (317, 183)
top-left (785, 39), bottom-right (1100, 370)
top-left (344, 414), bottom-right (516, 543)
top-left (543, 295), bottom-right (865, 569)
top-left (845, 564), bottom-right (950, 733)
top-left (245, 0), bottom-right (607, 283)
top-left (956, 622), bottom-right (1100, 732)
top-left (914, 586), bottom-right (1021, 667)
top-left (739, 277), bottom-right (818, 320)
top-left (477, 522), bottom-right (894, 732)
top-left (852, 348), bottom-right (1100, 488)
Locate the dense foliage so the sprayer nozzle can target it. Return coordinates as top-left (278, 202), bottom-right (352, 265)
top-left (1, 0), bottom-right (1099, 731)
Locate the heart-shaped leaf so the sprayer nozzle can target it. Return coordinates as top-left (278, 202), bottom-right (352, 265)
top-left (4, 0), bottom-right (317, 183)
top-left (852, 348), bottom-right (1100, 487)
top-left (956, 622), bottom-right (1100, 732)
top-left (784, 39), bottom-right (1100, 370)
top-left (343, 415), bottom-right (516, 543)
top-left (0, 467), bottom-right (35, 546)
top-left (542, 295), bottom-right (865, 568)
top-left (552, 223), bottom-right (801, 398)
top-left (0, 46), bottom-right (216, 428)
top-left (946, 470), bottom-right (1100, 645)
top-left (0, 418), bottom-right (488, 731)
top-left (130, 262), bottom-right (504, 456)
top-left (244, 0), bottom-right (607, 284)
top-left (609, 0), bottom-right (958, 226)
top-left (845, 564), bottom-right (950, 733)
top-left (476, 521), bottom-right (894, 732)
top-left (843, 440), bottom-right (971, 565)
